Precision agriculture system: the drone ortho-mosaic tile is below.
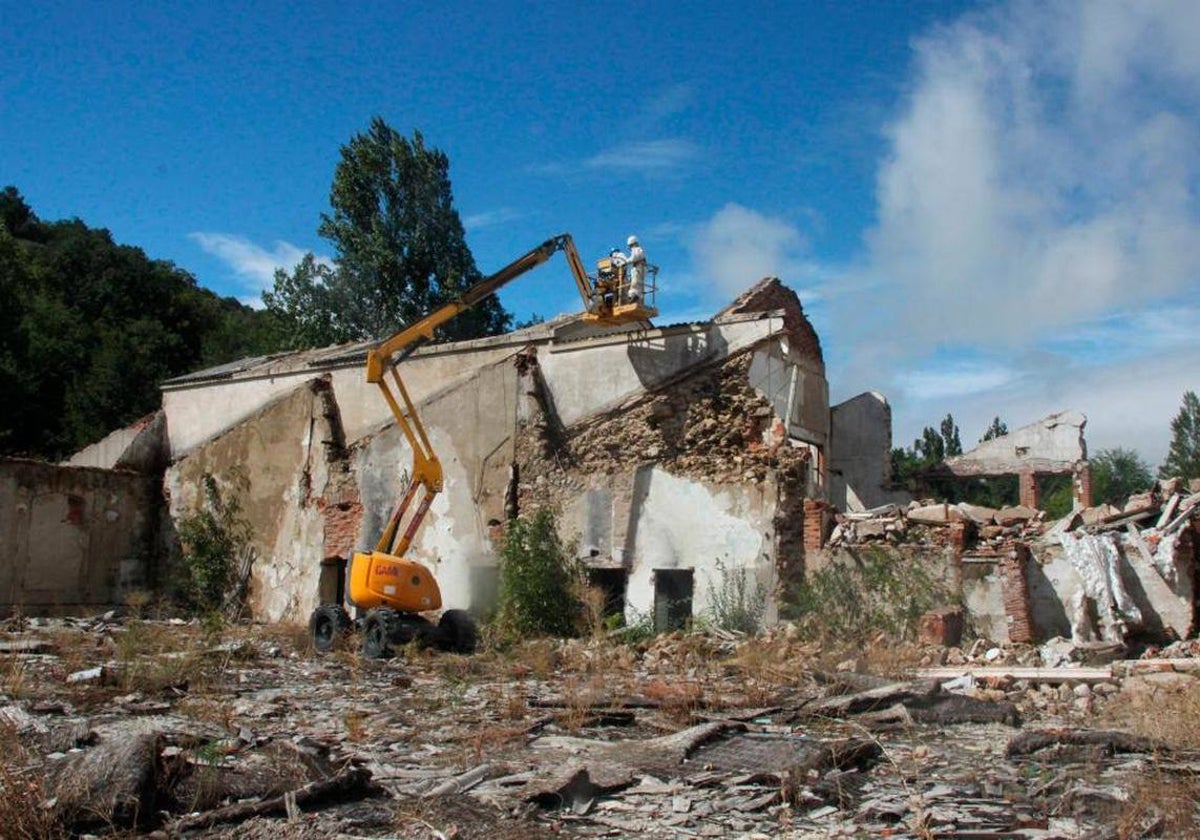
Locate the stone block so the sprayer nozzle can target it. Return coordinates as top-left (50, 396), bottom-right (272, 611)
top-left (956, 503), bottom-right (998, 525)
top-left (907, 503), bottom-right (951, 525)
top-left (918, 607), bottom-right (964, 647)
top-left (996, 506), bottom-right (1038, 526)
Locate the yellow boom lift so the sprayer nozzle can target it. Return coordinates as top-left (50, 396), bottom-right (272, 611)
top-left (309, 234), bottom-right (657, 656)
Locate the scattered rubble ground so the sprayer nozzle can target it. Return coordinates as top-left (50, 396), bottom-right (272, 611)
top-left (4, 616), bottom-right (1200, 839)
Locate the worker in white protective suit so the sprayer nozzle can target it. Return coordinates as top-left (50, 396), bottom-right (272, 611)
top-left (624, 235), bottom-right (646, 303)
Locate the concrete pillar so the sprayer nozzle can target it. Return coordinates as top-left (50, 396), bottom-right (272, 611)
top-left (1018, 470), bottom-right (1040, 510)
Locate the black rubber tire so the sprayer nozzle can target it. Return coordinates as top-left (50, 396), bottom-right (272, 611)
top-left (309, 604), bottom-right (351, 654)
top-left (438, 609), bottom-right (478, 654)
top-left (361, 608), bottom-right (397, 659)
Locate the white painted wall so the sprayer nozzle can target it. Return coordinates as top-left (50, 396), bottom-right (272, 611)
top-left (621, 467), bottom-right (777, 626)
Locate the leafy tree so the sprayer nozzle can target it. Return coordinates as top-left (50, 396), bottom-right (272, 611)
top-left (940, 414), bottom-right (962, 457)
top-left (1090, 447), bottom-right (1153, 505)
top-left (891, 413), bottom-right (963, 494)
top-left (0, 186), bottom-right (282, 459)
top-left (981, 416), bottom-right (1008, 442)
top-left (261, 254), bottom-right (348, 347)
top-left (494, 508), bottom-right (582, 641)
top-left (1160, 390), bottom-right (1200, 480)
top-left (268, 118), bottom-right (510, 347)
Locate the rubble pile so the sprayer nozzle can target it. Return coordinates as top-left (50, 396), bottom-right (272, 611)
top-left (829, 479), bottom-right (1199, 554)
top-left (828, 500), bottom-right (1046, 549)
top-left (3, 617), bottom-right (1199, 838)
top-left (517, 351), bottom-right (809, 504)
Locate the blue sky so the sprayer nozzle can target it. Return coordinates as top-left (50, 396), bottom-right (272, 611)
top-left (3, 1), bottom-right (1198, 467)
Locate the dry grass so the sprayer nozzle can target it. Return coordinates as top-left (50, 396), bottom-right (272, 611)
top-left (1105, 681), bottom-right (1200, 751)
top-left (1115, 772), bottom-right (1200, 839)
top-left (0, 724), bottom-right (61, 840)
top-left (642, 677), bottom-right (708, 724)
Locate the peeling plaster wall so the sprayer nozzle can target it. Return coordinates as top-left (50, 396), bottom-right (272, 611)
top-left (350, 355), bottom-right (522, 613)
top-left (65, 411), bottom-right (166, 473)
top-left (621, 467), bottom-right (778, 625)
top-left (944, 411), bottom-right (1087, 476)
top-left (535, 315), bottom-right (793, 428)
top-left (517, 343), bottom-right (812, 628)
top-left (164, 379), bottom-right (342, 622)
top-left (0, 459), bottom-right (156, 615)
top-left (162, 342), bottom-right (525, 459)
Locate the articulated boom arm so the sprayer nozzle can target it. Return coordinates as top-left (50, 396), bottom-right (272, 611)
top-left (366, 234), bottom-right (592, 559)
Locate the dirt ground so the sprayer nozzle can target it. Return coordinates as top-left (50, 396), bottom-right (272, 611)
top-left (3, 615), bottom-right (1200, 839)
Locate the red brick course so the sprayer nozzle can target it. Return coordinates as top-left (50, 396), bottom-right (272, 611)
top-left (999, 543), bottom-right (1035, 643)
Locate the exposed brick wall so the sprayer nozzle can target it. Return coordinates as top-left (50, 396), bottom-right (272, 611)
top-left (803, 499), bottom-right (832, 552)
top-left (319, 496), bottom-right (363, 560)
top-left (999, 543), bottom-right (1035, 643)
top-left (515, 349), bottom-right (810, 495)
top-left (1017, 470), bottom-right (1039, 509)
top-left (1073, 461), bottom-right (1093, 509)
top-left (716, 278), bottom-right (824, 370)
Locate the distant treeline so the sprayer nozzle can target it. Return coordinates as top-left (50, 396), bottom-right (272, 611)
top-left (0, 187), bottom-right (281, 460)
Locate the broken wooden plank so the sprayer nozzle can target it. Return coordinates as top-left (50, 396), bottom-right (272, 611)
top-left (1156, 494), bottom-right (1181, 529)
top-left (168, 766), bottom-right (375, 833)
top-left (1125, 523), bottom-right (1157, 569)
top-left (919, 666), bottom-right (1112, 683)
top-left (1006, 729), bottom-right (1163, 758)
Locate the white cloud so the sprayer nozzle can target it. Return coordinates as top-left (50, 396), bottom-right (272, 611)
top-left (189, 232), bottom-right (331, 298)
top-left (831, 0), bottom-right (1200, 459)
top-left (897, 361), bottom-right (1017, 402)
top-left (843, 0), bottom-right (1200, 355)
top-left (584, 139), bottom-right (701, 174)
top-left (688, 203), bottom-right (823, 299)
top-left (462, 207), bottom-right (524, 232)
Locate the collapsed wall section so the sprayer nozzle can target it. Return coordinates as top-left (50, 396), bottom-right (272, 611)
top-left (514, 345), bottom-right (811, 627)
top-left (0, 459), bottom-right (157, 615)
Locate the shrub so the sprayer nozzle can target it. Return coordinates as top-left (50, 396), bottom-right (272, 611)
top-left (494, 508), bottom-right (582, 642)
top-left (705, 558), bottom-right (767, 634)
top-left (782, 547), bottom-right (952, 644)
top-left (176, 472), bottom-right (254, 616)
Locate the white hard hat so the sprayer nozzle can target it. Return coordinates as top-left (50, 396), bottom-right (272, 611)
top-left (627, 235), bottom-right (639, 246)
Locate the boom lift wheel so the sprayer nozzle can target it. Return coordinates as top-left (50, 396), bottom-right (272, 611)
top-left (361, 608), bottom-right (398, 659)
top-left (309, 604), bottom-right (351, 654)
top-left (438, 609), bottom-right (478, 653)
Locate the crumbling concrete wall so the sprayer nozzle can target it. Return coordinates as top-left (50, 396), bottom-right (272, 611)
top-left (65, 411), bottom-right (167, 473)
top-left (516, 343), bottom-right (810, 628)
top-left (829, 392), bottom-right (911, 512)
top-left (0, 459), bottom-right (157, 616)
top-left (164, 377), bottom-right (350, 622)
top-left (942, 411), bottom-right (1091, 509)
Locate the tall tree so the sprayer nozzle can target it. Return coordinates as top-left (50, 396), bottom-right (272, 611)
top-left (1091, 447), bottom-right (1153, 505)
top-left (981, 416), bottom-right (1008, 442)
top-left (940, 414), bottom-right (962, 457)
top-left (268, 118), bottom-right (510, 347)
top-left (1160, 390), bottom-right (1200, 480)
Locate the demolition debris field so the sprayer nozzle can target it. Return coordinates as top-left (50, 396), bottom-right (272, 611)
top-left (3, 616), bottom-right (1200, 839)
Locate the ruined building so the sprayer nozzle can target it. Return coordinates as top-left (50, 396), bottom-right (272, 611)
top-left (151, 278), bottom-right (869, 626)
top-left (5, 274), bottom-right (1195, 644)
top-left (3, 278), bottom-right (900, 625)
